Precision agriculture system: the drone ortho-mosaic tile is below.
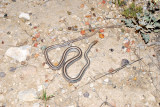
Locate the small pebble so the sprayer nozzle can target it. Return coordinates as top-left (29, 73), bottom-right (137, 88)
top-left (78, 91), bottom-right (82, 96)
top-left (44, 64), bottom-right (49, 69)
top-left (121, 59), bottom-right (129, 66)
top-left (4, 14), bottom-right (7, 18)
top-left (91, 7), bottom-right (95, 11)
top-left (93, 13), bottom-right (96, 17)
top-left (9, 67), bottom-right (16, 72)
top-left (19, 12), bottom-right (30, 20)
top-left (67, 11), bottom-right (72, 15)
top-left (89, 83), bottom-right (94, 88)
top-left (113, 85), bottom-right (116, 88)
top-left (7, 31), bottom-right (11, 35)
top-left (21, 61), bottom-right (27, 65)
top-left (56, 48), bottom-right (61, 51)
top-left (37, 85), bottom-right (43, 92)
top-left (61, 89), bottom-right (66, 94)
top-left (132, 66), bottom-right (136, 70)
top-left (0, 72), bottom-right (6, 78)
top-left (41, 46), bottom-right (46, 51)
top-left (83, 92), bottom-right (89, 98)
top-left (41, 39), bottom-right (44, 43)
top-left (104, 78), bottom-right (109, 83)
top-left (122, 46), bottom-right (125, 49)
top-left (109, 48), bottom-right (114, 52)
top-left (29, 23), bottom-right (32, 26)
top-left (68, 27), bottom-right (72, 30)
top-left (72, 26), bottom-right (78, 31)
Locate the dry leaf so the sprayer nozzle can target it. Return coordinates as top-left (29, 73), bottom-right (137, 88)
top-left (32, 37), bottom-right (36, 41)
top-left (99, 29), bottom-right (104, 33)
top-left (85, 15), bottom-right (92, 18)
top-left (53, 62), bottom-right (58, 66)
top-left (34, 43), bottom-right (38, 47)
top-left (99, 33), bottom-right (104, 38)
top-left (34, 53), bottom-right (39, 58)
top-left (108, 68), bottom-right (114, 73)
top-left (81, 30), bottom-right (85, 35)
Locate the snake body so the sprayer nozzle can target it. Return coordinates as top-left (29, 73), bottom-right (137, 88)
top-left (44, 40), bottom-right (98, 83)
top-left (62, 40), bottom-right (98, 83)
top-left (44, 25), bottom-right (121, 83)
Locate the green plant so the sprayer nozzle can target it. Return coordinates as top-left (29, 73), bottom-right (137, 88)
top-left (122, 3), bottom-right (143, 18)
top-left (112, 0), bottom-right (126, 6)
top-left (38, 89), bottom-right (54, 107)
top-left (122, 1), bottom-right (160, 43)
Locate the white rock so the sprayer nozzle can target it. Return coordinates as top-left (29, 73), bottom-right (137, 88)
top-left (56, 48), bottom-right (61, 51)
top-left (18, 89), bottom-right (37, 102)
top-left (61, 89), bottom-right (66, 94)
top-left (5, 45), bottom-right (31, 62)
top-left (33, 103), bottom-right (40, 107)
top-left (49, 28), bottom-right (54, 33)
top-left (44, 64), bottom-right (49, 69)
top-left (19, 12), bottom-right (30, 20)
top-left (78, 91), bottom-right (82, 96)
top-left (37, 85), bottom-right (43, 92)
top-left (104, 78), bottom-right (109, 83)
top-left (90, 83), bottom-right (94, 88)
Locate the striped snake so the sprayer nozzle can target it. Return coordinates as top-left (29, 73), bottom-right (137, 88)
top-left (44, 25), bottom-right (121, 83)
top-left (44, 40), bottom-right (98, 83)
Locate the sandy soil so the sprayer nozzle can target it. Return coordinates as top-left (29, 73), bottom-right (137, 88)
top-left (0, 0), bottom-right (160, 107)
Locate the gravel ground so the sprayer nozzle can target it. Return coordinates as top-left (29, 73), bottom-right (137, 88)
top-left (0, 0), bottom-right (160, 107)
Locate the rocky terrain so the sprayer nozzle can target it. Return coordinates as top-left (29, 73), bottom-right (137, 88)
top-left (0, 0), bottom-right (160, 107)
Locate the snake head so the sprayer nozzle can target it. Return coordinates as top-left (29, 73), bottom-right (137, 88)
top-left (93, 40), bottom-right (98, 45)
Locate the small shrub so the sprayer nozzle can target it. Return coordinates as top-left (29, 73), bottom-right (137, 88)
top-left (122, 1), bottom-right (160, 43)
top-left (122, 3), bottom-right (143, 18)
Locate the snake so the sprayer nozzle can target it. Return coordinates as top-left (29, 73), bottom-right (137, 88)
top-left (44, 25), bottom-right (121, 83)
top-left (44, 40), bottom-right (98, 83)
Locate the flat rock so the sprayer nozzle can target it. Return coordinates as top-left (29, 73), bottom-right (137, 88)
top-left (121, 59), bottom-right (130, 66)
top-left (5, 45), bottom-right (31, 62)
top-left (19, 12), bottom-right (30, 20)
top-left (9, 67), bottom-right (17, 72)
top-left (83, 92), bottom-right (89, 98)
top-left (18, 89), bottom-right (37, 102)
